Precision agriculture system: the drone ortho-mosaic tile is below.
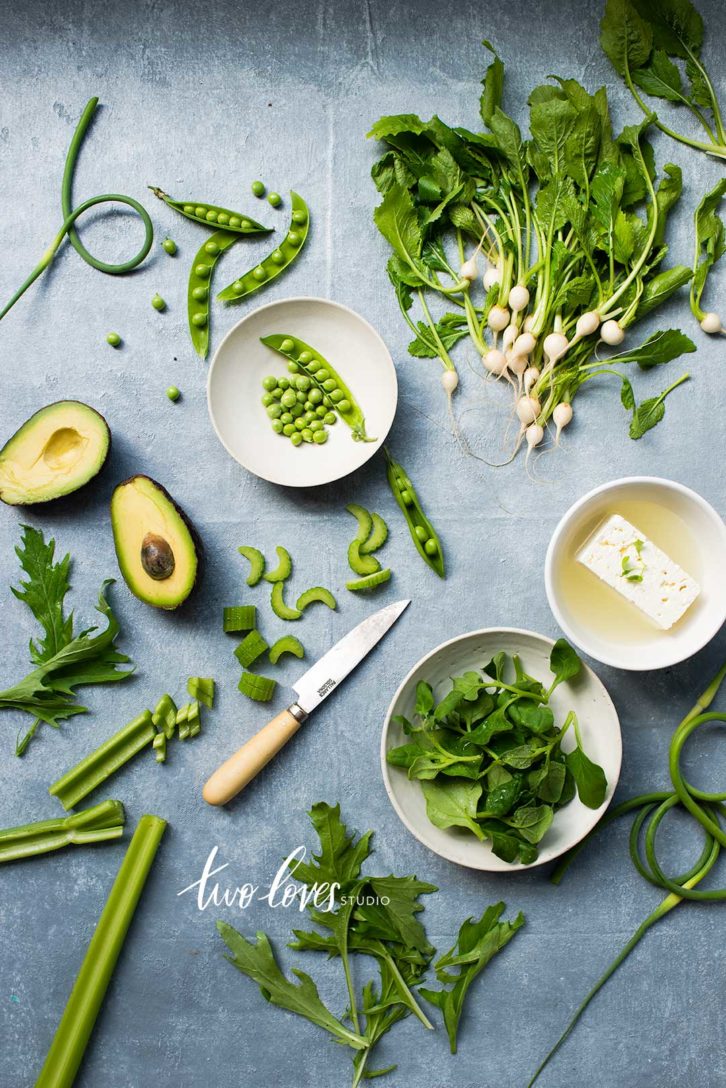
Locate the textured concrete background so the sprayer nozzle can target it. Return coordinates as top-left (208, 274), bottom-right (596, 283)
top-left (1, 1), bottom-right (725, 1085)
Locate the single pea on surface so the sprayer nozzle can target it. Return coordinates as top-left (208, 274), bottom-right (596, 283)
top-left (151, 293), bottom-right (166, 311)
top-left (251, 180), bottom-right (265, 197)
top-left (162, 238), bottom-right (177, 256)
top-left (166, 385), bottom-right (181, 402)
top-left (106, 332), bottom-right (122, 347)
top-left (267, 191), bottom-right (282, 207)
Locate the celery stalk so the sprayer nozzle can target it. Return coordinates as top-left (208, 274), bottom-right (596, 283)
top-left (0, 800), bottom-right (125, 864)
top-left (34, 813), bottom-right (167, 1088)
top-left (49, 711), bottom-right (156, 811)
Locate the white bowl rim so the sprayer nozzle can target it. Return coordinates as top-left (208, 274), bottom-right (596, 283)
top-left (206, 294), bottom-right (398, 488)
top-left (380, 625), bottom-right (622, 872)
top-left (544, 475), bottom-right (726, 671)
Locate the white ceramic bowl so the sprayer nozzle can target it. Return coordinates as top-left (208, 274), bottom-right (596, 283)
top-left (207, 296), bottom-right (397, 487)
top-left (545, 476), bottom-right (726, 671)
top-left (381, 627), bottom-right (621, 872)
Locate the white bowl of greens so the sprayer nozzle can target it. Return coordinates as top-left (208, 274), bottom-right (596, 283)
top-left (381, 628), bottom-right (621, 871)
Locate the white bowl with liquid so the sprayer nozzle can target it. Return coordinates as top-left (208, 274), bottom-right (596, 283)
top-left (545, 477), bottom-right (726, 671)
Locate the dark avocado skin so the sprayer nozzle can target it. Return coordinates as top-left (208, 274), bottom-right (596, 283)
top-left (0, 400), bottom-right (111, 506)
top-left (111, 475), bottom-right (202, 609)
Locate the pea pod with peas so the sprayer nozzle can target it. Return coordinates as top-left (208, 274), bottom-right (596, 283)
top-left (148, 187), bottom-right (271, 235)
top-left (187, 230), bottom-right (240, 358)
top-left (261, 332), bottom-right (373, 442)
top-left (385, 449), bottom-right (445, 578)
top-left (217, 192), bottom-right (310, 303)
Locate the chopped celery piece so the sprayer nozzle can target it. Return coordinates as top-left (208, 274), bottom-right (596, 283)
top-left (0, 800), bottom-right (125, 865)
top-left (49, 712), bottom-right (156, 812)
top-left (263, 545), bottom-right (293, 583)
top-left (346, 569), bottom-right (392, 592)
top-left (268, 636), bottom-right (305, 664)
top-left (238, 672), bottom-right (277, 702)
top-left (223, 605), bottom-right (257, 633)
top-left (235, 630), bottom-right (269, 668)
top-left (296, 586), bottom-right (337, 612)
top-left (187, 676), bottom-right (215, 708)
top-left (238, 545), bottom-right (266, 586)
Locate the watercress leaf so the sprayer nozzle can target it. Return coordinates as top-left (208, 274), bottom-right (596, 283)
top-left (421, 779), bottom-right (484, 838)
top-left (291, 802), bottom-right (372, 888)
top-left (565, 746), bottom-right (608, 808)
top-left (502, 742), bottom-right (541, 770)
top-left (452, 671), bottom-right (484, 701)
top-left (632, 0), bottom-right (703, 58)
top-left (467, 708), bottom-right (514, 747)
top-left (434, 687), bottom-right (465, 722)
top-left (532, 761), bottom-right (566, 804)
top-left (509, 804), bottom-right (554, 844)
top-left (635, 264), bottom-right (692, 318)
top-left (482, 652), bottom-right (507, 683)
top-left (480, 40), bottom-right (505, 126)
top-left (549, 639), bottom-right (582, 691)
top-left (415, 681), bottom-right (434, 718)
top-left (391, 713), bottom-right (413, 733)
top-left (508, 704), bottom-right (555, 735)
top-left (560, 766), bottom-right (577, 805)
top-left (478, 820), bottom-right (539, 864)
top-left (632, 49), bottom-right (684, 101)
top-left (610, 327), bottom-right (696, 369)
top-left (601, 0), bottom-right (653, 77)
top-left (217, 924), bottom-right (366, 1049)
top-left (484, 778), bottom-right (522, 817)
top-left (460, 690), bottom-right (496, 729)
top-left (373, 183), bottom-right (424, 266)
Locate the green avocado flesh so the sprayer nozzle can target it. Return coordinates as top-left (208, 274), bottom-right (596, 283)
top-left (110, 475), bottom-right (199, 610)
top-left (0, 400), bottom-right (110, 505)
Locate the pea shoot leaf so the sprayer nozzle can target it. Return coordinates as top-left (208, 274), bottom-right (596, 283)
top-left (549, 639), bottom-right (582, 692)
top-left (421, 779), bottom-right (484, 838)
top-left (566, 746), bottom-right (608, 808)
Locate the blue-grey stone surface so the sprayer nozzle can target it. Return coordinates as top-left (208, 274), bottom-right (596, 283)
top-left (1, 1), bottom-right (725, 1085)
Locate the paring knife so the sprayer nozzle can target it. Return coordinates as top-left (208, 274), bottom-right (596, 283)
top-left (202, 598), bottom-right (410, 805)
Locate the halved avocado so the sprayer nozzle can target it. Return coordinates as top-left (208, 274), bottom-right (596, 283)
top-left (111, 475), bottom-right (200, 610)
top-left (0, 401), bottom-right (110, 505)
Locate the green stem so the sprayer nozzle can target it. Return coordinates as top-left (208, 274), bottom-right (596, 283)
top-left (49, 711), bottom-right (156, 811)
top-left (0, 800), bottom-right (125, 864)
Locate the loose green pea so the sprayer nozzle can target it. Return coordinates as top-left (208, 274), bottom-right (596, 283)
top-left (281, 411), bottom-right (294, 424)
top-left (296, 390), bottom-right (307, 403)
top-left (288, 231), bottom-right (302, 246)
top-left (292, 209), bottom-right (307, 224)
top-left (294, 417), bottom-right (306, 431)
top-left (106, 332), bottom-right (121, 347)
top-left (308, 387), bottom-right (323, 405)
top-left (206, 210), bottom-right (218, 222)
top-left (192, 313), bottom-right (207, 327)
top-left (252, 180), bottom-right (265, 197)
top-left (252, 266), bottom-right (267, 281)
top-left (229, 216), bottom-right (241, 228)
top-left (162, 238), bottom-right (177, 255)
top-left (301, 428), bottom-right (313, 443)
top-left (315, 405), bottom-right (327, 419)
top-left (287, 361), bottom-right (300, 374)
top-left (271, 418), bottom-right (284, 434)
top-left (267, 403), bottom-right (282, 419)
top-left (195, 263), bottom-right (211, 278)
top-left (267, 191), bottom-right (282, 207)
top-left (304, 411), bottom-right (315, 423)
top-left (270, 250), bottom-right (285, 264)
top-left (272, 387), bottom-right (284, 400)
top-left (337, 398), bottom-right (351, 413)
top-left (400, 489), bottom-right (412, 505)
top-left (313, 429), bottom-right (328, 444)
top-left (309, 419), bottom-right (324, 432)
top-left (183, 204), bottom-right (195, 214)
top-left (304, 401), bottom-right (314, 412)
top-left (323, 379), bottom-right (337, 393)
top-left (424, 538), bottom-right (438, 556)
top-left (283, 423), bottom-right (295, 436)
top-left (281, 390), bottom-right (297, 409)
top-left (262, 375), bottom-right (278, 391)
top-left (205, 241), bottom-right (220, 255)
top-left (262, 393), bottom-right (274, 407)
top-left (329, 388), bottom-right (344, 402)
top-left (316, 368), bottom-right (329, 381)
top-left (295, 375), bottom-right (311, 392)
top-left (281, 338), bottom-right (295, 352)
top-left (324, 411), bottom-right (336, 425)
top-left (290, 431), bottom-right (303, 446)
top-left (151, 293), bottom-right (166, 311)
top-left (414, 526), bottom-right (427, 542)
top-left (166, 385), bottom-right (180, 402)
top-left (195, 206), bottom-right (206, 217)
top-left (299, 350), bottom-right (313, 364)
top-left (278, 377), bottom-right (290, 390)
top-left (291, 402), bottom-right (304, 418)
top-left (217, 212), bottom-right (229, 224)
top-left (192, 286), bottom-right (208, 301)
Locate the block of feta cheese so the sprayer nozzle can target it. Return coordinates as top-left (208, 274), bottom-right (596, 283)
top-left (576, 513), bottom-right (700, 630)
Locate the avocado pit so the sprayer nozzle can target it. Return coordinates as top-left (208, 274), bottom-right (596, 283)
top-left (141, 532), bottom-right (175, 581)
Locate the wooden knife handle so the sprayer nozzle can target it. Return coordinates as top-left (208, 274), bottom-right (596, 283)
top-left (202, 705), bottom-right (306, 806)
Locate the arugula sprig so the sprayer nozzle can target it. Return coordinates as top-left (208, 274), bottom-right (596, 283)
top-left (218, 802), bottom-right (523, 1085)
top-left (0, 526), bottom-right (133, 755)
top-left (388, 641), bottom-right (607, 865)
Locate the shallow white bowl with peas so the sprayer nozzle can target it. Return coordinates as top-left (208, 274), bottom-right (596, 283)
top-left (207, 297), bottom-right (398, 487)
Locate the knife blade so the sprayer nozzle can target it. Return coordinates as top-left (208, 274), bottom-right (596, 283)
top-left (202, 598), bottom-right (410, 805)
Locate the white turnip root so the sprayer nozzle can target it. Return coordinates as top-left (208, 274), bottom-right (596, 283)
top-left (700, 311), bottom-right (723, 334)
top-left (483, 266), bottom-right (501, 290)
top-left (553, 402), bottom-right (573, 444)
top-left (575, 311), bottom-right (600, 338)
top-left (524, 366), bottom-right (540, 394)
top-left (460, 256), bottom-right (479, 281)
top-left (600, 319), bottom-right (625, 345)
top-left (483, 348), bottom-right (508, 375)
top-left (487, 305), bottom-right (510, 332)
top-left (516, 395), bottom-right (540, 425)
top-left (508, 285), bottom-right (530, 312)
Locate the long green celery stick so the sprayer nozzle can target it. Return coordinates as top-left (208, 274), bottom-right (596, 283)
top-left (49, 711), bottom-right (155, 811)
top-left (0, 799), bottom-right (125, 863)
top-left (35, 813), bottom-right (167, 1088)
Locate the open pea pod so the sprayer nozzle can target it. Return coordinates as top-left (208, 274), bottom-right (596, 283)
top-left (188, 229), bottom-right (239, 358)
top-left (217, 192), bottom-right (310, 302)
top-left (149, 187), bottom-right (271, 234)
top-left (385, 450), bottom-right (445, 578)
top-left (260, 332), bottom-right (373, 442)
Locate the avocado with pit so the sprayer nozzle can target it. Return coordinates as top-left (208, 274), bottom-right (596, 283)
top-left (0, 401), bottom-right (110, 505)
top-left (111, 475), bottom-right (200, 610)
